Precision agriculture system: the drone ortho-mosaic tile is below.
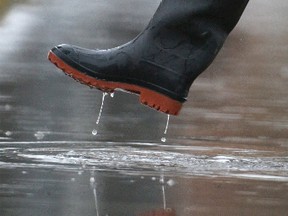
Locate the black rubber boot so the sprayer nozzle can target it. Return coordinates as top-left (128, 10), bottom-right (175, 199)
top-left (48, 0), bottom-right (249, 115)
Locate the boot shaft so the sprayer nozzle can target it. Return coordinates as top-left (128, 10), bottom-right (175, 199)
top-left (152, 0), bottom-right (249, 33)
top-left (144, 0), bottom-right (249, 97)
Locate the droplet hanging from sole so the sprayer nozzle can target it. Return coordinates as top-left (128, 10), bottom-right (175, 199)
top-left (161, 114), bottom-right (170, 142)
top-left (92, 92), bottom-right (107, 136)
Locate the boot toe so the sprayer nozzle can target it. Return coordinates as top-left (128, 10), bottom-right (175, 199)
top-left (56, 44), bottom-right (79, 63)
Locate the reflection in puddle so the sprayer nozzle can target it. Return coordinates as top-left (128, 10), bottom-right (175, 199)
top-left (1, 166), bottom-right (286, 216)
top-left (0, 0), bottom-right (288, 215)
top-left (90, 172), bottom-right (100, 216)
top-left (3, 142), bottom-right (286, 215)
top-left (160, 175), bottom-right (167, 210)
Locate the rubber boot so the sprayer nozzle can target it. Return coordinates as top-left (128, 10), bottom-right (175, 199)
top-left (48, 0), bottom-right (249, 115)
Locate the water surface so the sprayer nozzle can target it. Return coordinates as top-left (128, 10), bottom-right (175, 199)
top-left (0, 0), bottom-right (288, 215)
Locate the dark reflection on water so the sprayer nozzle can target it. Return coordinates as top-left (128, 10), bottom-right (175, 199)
top-left (1, 141), bottom-right (288, 216)
top-left (1, 164), bottom-right (288, 216)
top-left (1, 0), bottom-right (288, 215)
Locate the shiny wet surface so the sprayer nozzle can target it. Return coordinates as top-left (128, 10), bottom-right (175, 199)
top-left (0, 0), bottom-right (288, 215)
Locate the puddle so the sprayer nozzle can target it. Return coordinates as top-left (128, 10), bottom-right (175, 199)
top-left (1, 141), bottom-right (287, 181)
top-left (1, 0), bottom-right (288, 215)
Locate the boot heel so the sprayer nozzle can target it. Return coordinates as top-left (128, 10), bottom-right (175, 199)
top-left (140, 88), bottom-right (182, 115)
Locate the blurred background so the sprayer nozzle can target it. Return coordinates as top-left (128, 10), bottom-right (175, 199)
top-left (0, 0), bottom-right (288, 215)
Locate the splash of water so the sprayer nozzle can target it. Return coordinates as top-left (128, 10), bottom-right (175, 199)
top-left (92, 129), bottom-right (98, 136)
top-left (161, 115), bottom-right (170, 142)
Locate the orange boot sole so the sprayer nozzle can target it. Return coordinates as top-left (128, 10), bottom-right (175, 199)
top-left (48, 51), bottom-right (183, 115)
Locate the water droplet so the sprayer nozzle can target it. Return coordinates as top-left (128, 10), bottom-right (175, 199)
top-left (71, 178), bottom-right (76, 182)
top-left (22, 171), bottom-right (27, 175)
top-left (78, 171), bottom-right (83, 175)
top-left (151, 177), bottom-right (157, 181)
top-left (92, 92), bottom-right (107, 136)
top-left (92, 129), bottom-right (98, 136)
top-left (96, 93), bottom-right (107, 125)
top-left (161, 114), bottom-right (170, 142)
top-left (90, 177), bottom-right (95, 184)
top-left (5, 131), bottom-right (12, 136)
top-left (110, 92), bottom-right (115, 98)
top-left (5, 104), bottom-right (11, 111)
top-left (159, 175), bottom-right (165, 184)
top-left (34, 131), bottom-right (45, 140)
top-left (167, 179), bottom-right (176, 187)
top-left (81, 161), bottom-right (87, 169)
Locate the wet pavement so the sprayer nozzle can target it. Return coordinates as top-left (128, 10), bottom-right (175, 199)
top-left (0, 0), bottom-right (288, 215)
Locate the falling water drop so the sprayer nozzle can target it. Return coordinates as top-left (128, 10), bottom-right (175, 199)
top-left (22, 171), bottom-right (28, 175)
top-left (78, 171), bottom-right (83, 175)
top-left (161, 114), bottom-right (170, 142)
top-left (5, 131), bottom-right (12, 137)
top-left (34, 131), bottom-right (45, 140)
top-left (4, 104), bottom-right (11, 111)
top-left (167, 179), bottom-right (176, 187)
top-left (90, 177), bottom-right (95, 184)
top-left (92, 129), bottom-right (98, 136)
top-left (96, 92), bottom-right (107, 125)
top-left (92, 92), bottom-right (107, 135)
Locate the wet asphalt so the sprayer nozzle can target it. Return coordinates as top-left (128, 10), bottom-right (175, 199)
top-left (0, 0), bottom-right (287, 143)
top-left (0, 0), bottom-right (288, 216)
